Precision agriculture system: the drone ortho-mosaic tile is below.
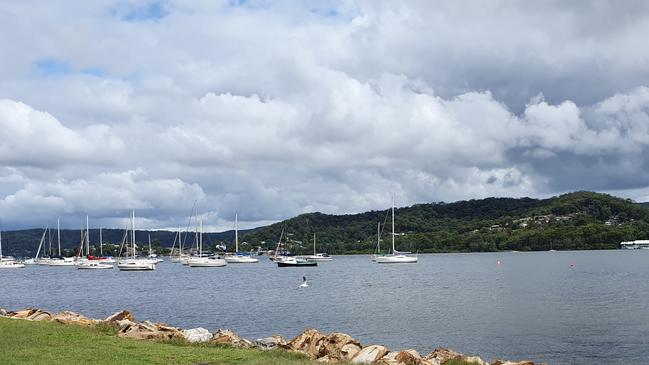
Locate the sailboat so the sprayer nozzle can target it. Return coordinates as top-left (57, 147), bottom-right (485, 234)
top-left (0, 228), bottom-right (25, 268)
top-left (225, 214), bottom-right (258, 263)
top-left (23, 227), bottom-right (49, 265)
top-left (375, 198), bottom-right (418, 264)
top-left (49, 219), bottom-right (76, 266)
top-left (273, 228), bottom-right (317, 267)
top-left (188, 219), bottom-right (227, 267)
top-left (117, 210), bottom-right (155, 271)
top-left (302, 233), bottom-right (333, 262)
top-left (146, 234), bottom-right (164, 263)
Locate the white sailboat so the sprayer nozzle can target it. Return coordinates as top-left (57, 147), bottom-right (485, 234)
top-left (225, 214), bottom-right (258, 263)
top-left (117, 210), bottom-right (155, 271)
top-left (188, 219), bottom-right (227, 267)
top-left (146, 234), bottom-right (164, 263)
top-left (0, 228), bottom-right (25, 268)
top-left (375, 198), bottom-right (417, 264)
top-left (302, 233), bottom-right (333, 262)
top-left (49, 219), bottom-right (76, 266)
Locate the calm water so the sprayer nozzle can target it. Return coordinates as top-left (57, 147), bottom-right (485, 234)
top-left (2, 251), bottom-right (649, 364)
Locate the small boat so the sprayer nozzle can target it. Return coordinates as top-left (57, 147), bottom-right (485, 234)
top-left (188, 219), bottom-right (227, 268)
top-left (374, 197), bottom-right (417, 264)
top-left (302, 233), bottom-right (332, 262)
top-left (77, 261), bottom-right (113, 269)
top-left (224, 214), bottom-right (259, 264)
top-left (277, 256), bottom-right (317, 267)
top-left (48, 257), bottom-right (77, 266)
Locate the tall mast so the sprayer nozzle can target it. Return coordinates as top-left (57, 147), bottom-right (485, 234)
top-left (132, 210), bottom-right (136, 258)
top-left (313, 233), bottom-right (316, 256)
top-left (148, 234), bottom-right (152, 256)
top-left (391, 196), bottom-right (395, 255)
top-left (86, 215), bottom-right (90, 256)
top-left (199, 218), bottom-right (203, 256)
top-left (377, 222), bottom-right (381, 253)
top-left (57, 218), bottom-right (61, 256)
top-left (235, 213), bottom-right (239, 253)
top-left (99, 227), bottom-right (103, 256)
top-left (0, 227), bottom-right (3, 259)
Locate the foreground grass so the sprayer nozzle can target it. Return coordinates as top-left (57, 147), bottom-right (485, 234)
top-left (0, 318), bottom-right (314, 365)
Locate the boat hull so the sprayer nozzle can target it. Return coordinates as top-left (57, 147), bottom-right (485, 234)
top-left (224, 255), bottom-right (259, 263)
top-left (78, 263), bottom-right (113, 270)
top-left (375, 255), bottom-right (418, 264)
top-left (117, 260), bottom-right (156, 271)
top-left (188, 258), bottom-right (227, 267)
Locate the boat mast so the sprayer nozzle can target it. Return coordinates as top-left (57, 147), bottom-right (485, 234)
top-left (86, 215), bottom-right (90, 256)
top-left (0, 228), bottom-right (3, 259)
top-left (391, 196), bottom-right (395, 255)
top-left (377, 222), bottom-right (380, 253)
top-left (132, 210), bottom-right (136, 258)
top-left (199, 218), bottom-right (203, 256)
top-left (313, 233), bottom-right (316, 256)
top-left (35, 226), bottom-right (47, 260)
top-left (57, 218), bottom-right (61, 257)
top-left (148, 234), bottom-right (152, 256)
top-left (99, 227), bottom-right (103, 256)
top-left (235, 213), bottom-right (239, 253)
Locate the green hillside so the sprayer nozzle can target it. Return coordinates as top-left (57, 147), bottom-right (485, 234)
top-left (241, 191), bottom-right (649, 254)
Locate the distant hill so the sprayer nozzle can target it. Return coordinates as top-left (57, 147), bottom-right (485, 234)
top-left (4, 191), bottom-right (647, 257)
top-left (241, 191), bottom-right (649, 254)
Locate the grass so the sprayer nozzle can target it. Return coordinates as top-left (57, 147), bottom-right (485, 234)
top-left (0, 317), bottom-right (315, 365)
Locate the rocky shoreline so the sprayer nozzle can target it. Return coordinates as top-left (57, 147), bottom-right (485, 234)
top-left (0, 307), bottom-right (541, 365)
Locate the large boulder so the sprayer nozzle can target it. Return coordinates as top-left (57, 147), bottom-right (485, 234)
top-left (51, 311), bottom-right (98, 326)
top-left (253, 335), bottom-right (288, 350)
top-left (8, 308), bottom-right (39, 319)
top-left (118, 320), bottom-right (183, 341)
top-left (27, 309), bottom-right (53, 321)
top-left (376, 349), bottom-right (437, 365)
top-left (350, 344), bottom-right (390, 364)
top-left (287, 329), bottom-right (326, 358)
top-left (104, 310), bottom-right (134, 323)
top-left (211, 329), bottom-right (253, 348)
top-left (317, 332), bottom-right (363, 361)
top-left (425, 348), bottom-right (463, 364)
top-left (462, 356), bottom-right (487, 365)
top-left (182, 327), bottom-right (212, 343)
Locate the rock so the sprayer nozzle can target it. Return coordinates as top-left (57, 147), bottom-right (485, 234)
top-left (376, 349), bottom-right (433, 365)
top-left (0, 308), bottom-right (7, 316)
top-left (461, 356), bottom-right (487, 365)
top-left (182, 327), bottom-right (212, 343)
top-left (51, 311), bottom-right (98, 326)
top-left (27, 310), bottom-right (53, 321)
top-left (425, 348), bottom-right (463, 364)
top-left (115, 319), bottom-right (136, 331)
top-left (9, 308), bottom-right (38, 319)
top-left (317, 332), bottom-right (363, 361)
top-left (211, 329), bottom-right (253, 348)
top-left (287, 329), bottom-right (326, 358)
top-left (104, 310), bottom-right (134, 323)
top-left (253, 335), bottom-right (288, 350)
top-left (118, 320), bottom-right (183, 341)
top-left (490, 361), bottom-right (535, 365)
top-left (350, 344), bottom-right (390, 364)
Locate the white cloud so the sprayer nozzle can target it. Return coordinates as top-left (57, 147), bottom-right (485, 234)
top-left (0, 1), bottom-right (648, 229)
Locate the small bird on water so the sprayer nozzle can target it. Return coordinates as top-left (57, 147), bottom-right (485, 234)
top-left (299, 276), bottom-right (309, 288)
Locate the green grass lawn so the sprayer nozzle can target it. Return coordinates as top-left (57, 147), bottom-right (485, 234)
top-left (0, 318), bottom-right (314, 365)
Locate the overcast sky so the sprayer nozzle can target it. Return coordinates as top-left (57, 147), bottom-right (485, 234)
top-left (1, 0), bottom-right (649, 230)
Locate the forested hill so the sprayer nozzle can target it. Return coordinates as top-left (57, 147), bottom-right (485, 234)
top-left (241, 191), bottom-right (649, 254)
top-left (4, 191), bottom-right (649, 257)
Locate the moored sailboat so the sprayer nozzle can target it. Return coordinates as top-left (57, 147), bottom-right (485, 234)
top-left (188, 219), bottom-right (227, 267)
top-left (224, 214), bottom-right (258, 263)
top-left (0, 228), bottom-right (25, 269)
top-left (375, 198), bottom-right (417, 264)
top-left (117, 210), bottom-right (156, 271)
top-left (302, 233), bottom-right (333, 262)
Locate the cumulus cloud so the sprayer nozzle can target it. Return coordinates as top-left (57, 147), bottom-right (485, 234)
top-left (0, 1), bottom-right (648, 229)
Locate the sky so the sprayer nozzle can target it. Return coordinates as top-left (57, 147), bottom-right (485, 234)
top-left (1, 0), bottom-right (649, 230)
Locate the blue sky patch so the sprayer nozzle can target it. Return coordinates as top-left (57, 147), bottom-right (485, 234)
top-left (116, 0), bottom-right (169, 22)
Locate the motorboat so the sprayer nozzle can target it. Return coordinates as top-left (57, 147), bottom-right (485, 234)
top-left (276, 256), bottom-right (317, 267)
